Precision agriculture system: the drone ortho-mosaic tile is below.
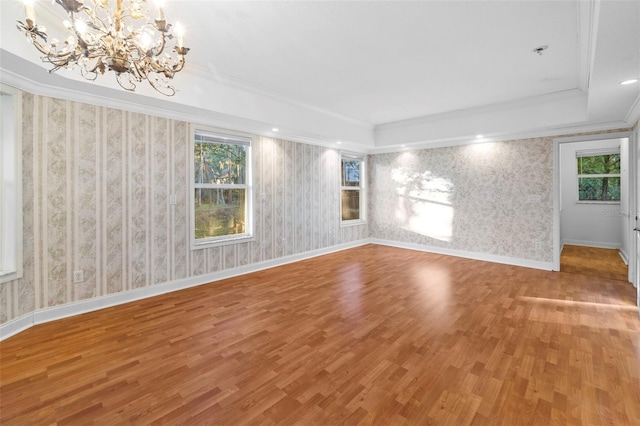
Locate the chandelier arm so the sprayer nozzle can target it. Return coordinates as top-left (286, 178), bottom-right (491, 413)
top-left (171, 55), bottom-right (187, 73)
top-left (128, 65), bottom-right (143, 83)
top-left (25, 30), bottom-right (78, 69)
top-left (151, 31), bottom-right (167, 58)
top-left (90, 0), bottom-right (116, 31)
top-left (17, 21), bottom-right (48, 46)
top-left (147, 58), bottom-right (168, 76)
top-left (80, 65), bottom-right (99, 81)
top-left (42, 54), bottom-right (74, 68)
top-left (116, 72), bottom-right (136, 92)
top-left (82, 6), bottom-right (110, 34)
top-left (31, 38), bottom-right (54, 56)
top-left (147, 75), bottom-right (176, 97)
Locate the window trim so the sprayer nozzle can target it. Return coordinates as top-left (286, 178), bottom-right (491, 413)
top-left (190, 125), bottom-right (254, 249)
top-left (0, 84), bottom-right (23, 283)
top-left (340, 153), bottom-right (366, 227)
top-left (575, 149), bottom-right (621, 203)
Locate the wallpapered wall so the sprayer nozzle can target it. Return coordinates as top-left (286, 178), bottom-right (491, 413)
top-left (368, 139), bottom-right (554, 262)
top-left (0, 92), bottom-right (367, 325)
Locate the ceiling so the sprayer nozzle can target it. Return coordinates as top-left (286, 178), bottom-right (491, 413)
top-left (187, 0), bottom-right (581, 124)
top-left (1, 0), bottom-right (639, 151)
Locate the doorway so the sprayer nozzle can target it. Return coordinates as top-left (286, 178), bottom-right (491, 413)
top-left (553, 132), bottom-right (635, 284)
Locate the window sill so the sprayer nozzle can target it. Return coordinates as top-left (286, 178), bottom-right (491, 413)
top-left (575, 201), bottom-right (621, 205)
top-left (0, 269), bottom-right (22, 284)
top-left (341, 219), bottom-right (367, 228)
top-left (192, 234), bottom-right (255, 250)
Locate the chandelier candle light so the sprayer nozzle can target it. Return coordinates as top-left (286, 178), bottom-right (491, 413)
top-left (16, 0), bottom-right (190, 96)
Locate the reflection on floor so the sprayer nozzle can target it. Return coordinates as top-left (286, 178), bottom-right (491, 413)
top-left (561, 244), bottom-right (628, 281)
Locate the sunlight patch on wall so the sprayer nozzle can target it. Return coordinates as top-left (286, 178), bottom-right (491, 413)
top-left (392, 168), bottom-right (454, 242)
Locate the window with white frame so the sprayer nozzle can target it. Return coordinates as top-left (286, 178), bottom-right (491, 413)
top-left (0, 85), bottom-right (23, 283)
top-left (192, 127), bottom-right (252, 247)
top-left (340, 155), bottom-right (365, 223)
top-left (577, 149), bottom-right (621, 202)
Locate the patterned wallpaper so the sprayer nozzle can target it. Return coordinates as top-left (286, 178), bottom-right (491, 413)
top-left (369, 139), bottom-right (555, 262)
top-left (0, 92), bottom-right (367, 325)
top-left (0, 89), bottom-right (633, 327)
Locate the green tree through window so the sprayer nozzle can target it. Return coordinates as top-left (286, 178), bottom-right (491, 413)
top-left (193, 130), bottom-right (251, 243)
top-left (577, 153), bottom-right (620, 201)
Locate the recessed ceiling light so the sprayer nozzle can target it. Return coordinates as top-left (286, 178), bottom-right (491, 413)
top-left (620, 79), bottom-right (638, 85)
top-left (272, 128), bottom-right (279, 132)
top-left (476, 134), bottom-right (483, 139)
top-left (400, 144), bottom-right (406, 147)
top-left (337, 141), bottom-right (342, 145)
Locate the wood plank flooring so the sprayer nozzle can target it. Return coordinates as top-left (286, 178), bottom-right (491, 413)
top-left (561, 244), bottom-right (629, 282)
top-left (1, 244), bottom-right (639, 425)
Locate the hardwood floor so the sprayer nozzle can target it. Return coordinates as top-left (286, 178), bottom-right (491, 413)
top-left (1, 244), bottom-right (639, 425)
top-left (561, 244), bottom-right (629, 282)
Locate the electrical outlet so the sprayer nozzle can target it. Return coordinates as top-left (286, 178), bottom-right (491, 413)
top-left (169, 194), bottom-right (177, 205)
top-left (73, 270), bottom-right (84, 283)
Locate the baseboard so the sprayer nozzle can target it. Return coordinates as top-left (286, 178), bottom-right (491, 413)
top-left (1, 240), bottom-right (368, 342)
top-left (619, 249), bottom-right (629, 265)
top-left (0, 313), bottom-right (34, 341)
top-left (1, 238), bottom-right (560, 341)
top-left (562, 239), bottom-right (621, 250)
top-left (370, 238), bottom-right (553, 271)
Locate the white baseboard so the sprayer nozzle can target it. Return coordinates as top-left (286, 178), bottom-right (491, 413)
top-left (1, 240), bottom-right (368, 341)
top-left (370, 238), bottom-right (553, 271)
top-left (0, 313), bottom-right (34, 341)
top-left (1, 238), bottom-right (559, 341)
top-left (562, 239), bottom-right (621, 250)
top-left (619, 249), bottom-right (629, 265)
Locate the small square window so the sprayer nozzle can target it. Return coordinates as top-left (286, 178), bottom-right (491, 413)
top-left (576, 152), bottom-right (620, 202)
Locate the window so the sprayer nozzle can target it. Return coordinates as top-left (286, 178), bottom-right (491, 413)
top-left (341, 155), bottom-right (365, 224)
top-left (577, 150), bottom-right (620, 202)
top-left (192, 127), bottom-right (252, 247)
top-left (0, 85), bottom-right (23, 283)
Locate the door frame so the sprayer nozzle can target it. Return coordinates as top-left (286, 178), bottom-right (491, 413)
top-left (634, 126), bottom-right (640, 317)
top-left (553, 131), bottom-right (636, 283)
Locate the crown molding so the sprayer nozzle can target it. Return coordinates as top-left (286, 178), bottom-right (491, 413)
top-left (373, 88), bottom-right (589, 148)
top-left (369, 120), bottom-right (632, 155)
top-left (0, 49), bottom-right (375, 151)
top-left (625, 93), bottom-right (640, 126)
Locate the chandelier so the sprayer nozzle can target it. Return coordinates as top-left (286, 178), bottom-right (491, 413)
top-left (16, 0), bottom-right (190, 96)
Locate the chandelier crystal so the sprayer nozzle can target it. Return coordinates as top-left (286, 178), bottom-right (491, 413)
top-left (16, 0), bottom-right (190, 96)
